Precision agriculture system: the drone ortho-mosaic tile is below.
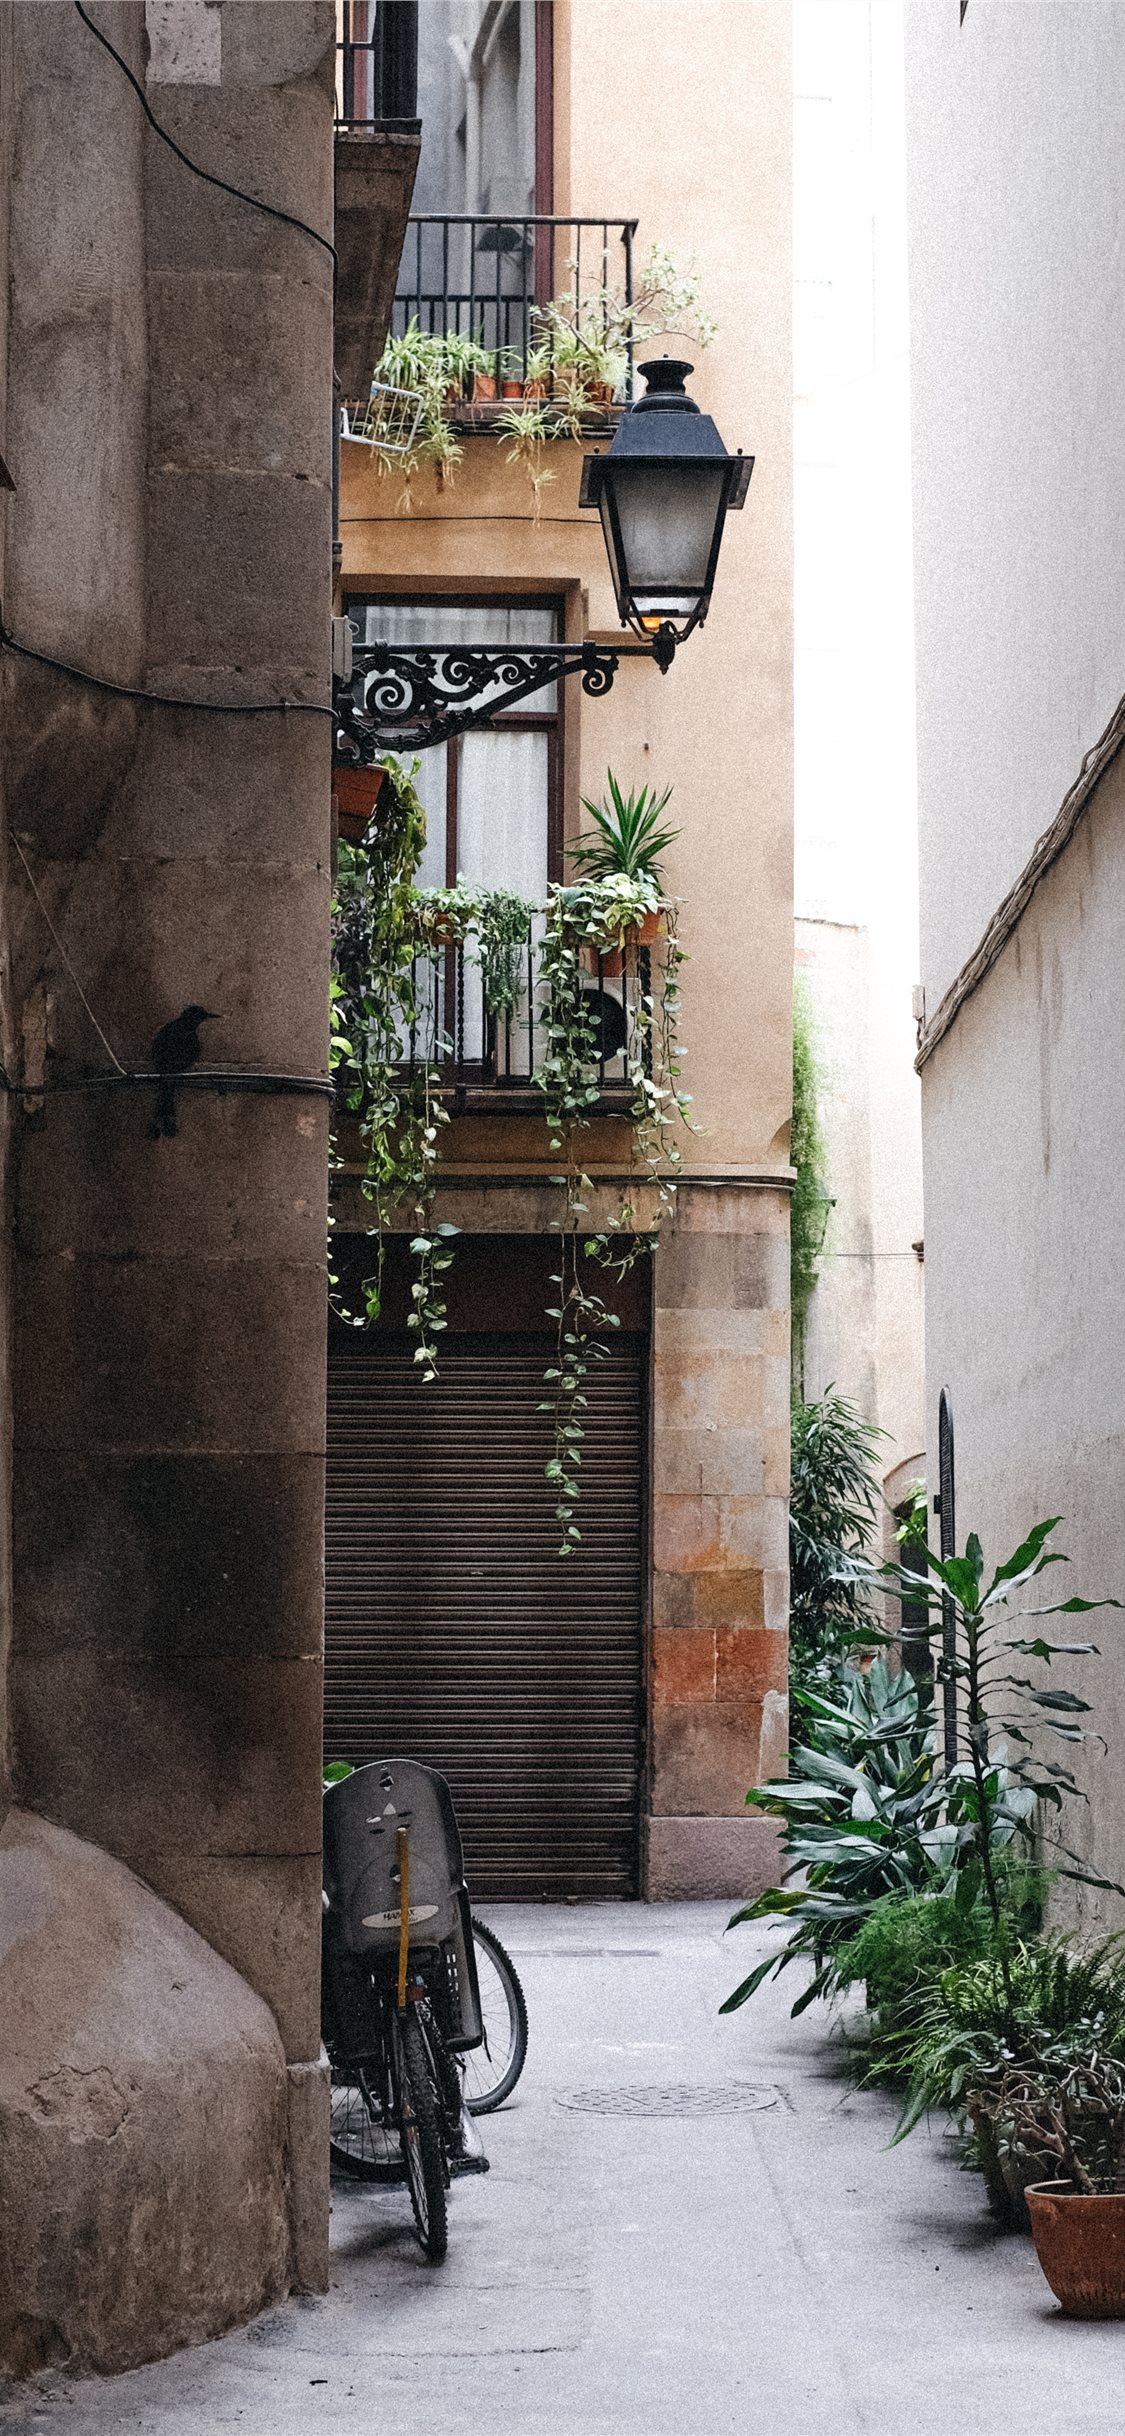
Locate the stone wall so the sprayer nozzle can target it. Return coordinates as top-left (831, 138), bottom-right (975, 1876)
top-left (648, 1183), bottom-right (788, 1898)
top-left (0, 0), bottom-right (335, 2370)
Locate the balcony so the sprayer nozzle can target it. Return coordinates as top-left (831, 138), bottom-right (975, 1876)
top-left (395, 928), bottom-right (655, 1114)
top-left (389, 214), bottom-right (638, 424)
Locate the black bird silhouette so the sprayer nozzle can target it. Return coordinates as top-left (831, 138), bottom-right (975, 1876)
top-left (148, 1005), bottom-right (219, 1139)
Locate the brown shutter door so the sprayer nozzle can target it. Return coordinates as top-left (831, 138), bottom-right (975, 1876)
top-left (325, 1332), bottom-right (645, 1899)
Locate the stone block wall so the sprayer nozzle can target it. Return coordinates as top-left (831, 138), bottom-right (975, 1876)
top-left (648, 1182), bottom-right (789, 1898)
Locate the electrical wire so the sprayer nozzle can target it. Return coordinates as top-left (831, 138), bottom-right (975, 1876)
top-left (72, 0), bottom-right (337, 276)
top-left (10, 832), bottom-right (128, 1075)
top-left (0, 625), bottom-right (336, 723)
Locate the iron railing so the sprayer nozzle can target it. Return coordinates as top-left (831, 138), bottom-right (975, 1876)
top-left (337, 0), bottom-right (419, 129)
top-left (392, 215), bottom-right (638, 402)
top-left (396, 931), bottom-right (653, 1105)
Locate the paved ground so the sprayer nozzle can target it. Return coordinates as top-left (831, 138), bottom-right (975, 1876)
top-left (4, 1902), bottom-right (1123, 2435)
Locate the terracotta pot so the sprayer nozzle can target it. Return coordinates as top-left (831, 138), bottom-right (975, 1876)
top-left (523, 378), bottom-right (547, 400)
top-left (471, 372), bottom-right (497, 403)
top-left (443, 382), bottom-right (463, 407)
top-left (580, 912), bottom-right (663, 980)
top-left (334, 763), bottom-right (387, 842)
top-left (501, 379), bottom-right (523, 399)
top-left (1026, 2182), bottom-right (1125, 2317)
top-left (587, 381), bottom-right (616, 409)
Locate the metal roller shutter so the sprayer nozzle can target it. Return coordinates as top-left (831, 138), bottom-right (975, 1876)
top-left (325, 1331), bottom-right (646, 1899)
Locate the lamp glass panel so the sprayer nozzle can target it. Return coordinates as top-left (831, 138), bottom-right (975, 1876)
top-left (605, 462), bottom-right (728, 615)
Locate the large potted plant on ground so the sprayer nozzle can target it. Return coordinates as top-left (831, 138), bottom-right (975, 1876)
top-left (984, 2043), bottom-right (1125, 2310)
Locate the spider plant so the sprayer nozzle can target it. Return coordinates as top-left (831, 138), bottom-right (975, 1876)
top-left (568, 773), bottom-right (680, 888)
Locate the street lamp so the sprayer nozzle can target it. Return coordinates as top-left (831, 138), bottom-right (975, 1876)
top-left (335, 359), bottom-right (754, 756)
top-left (579, 357), bottom-right (753, 667)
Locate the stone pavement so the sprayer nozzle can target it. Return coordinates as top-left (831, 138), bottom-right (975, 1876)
top-left (3, 1902), bottom-right (1123, 2436)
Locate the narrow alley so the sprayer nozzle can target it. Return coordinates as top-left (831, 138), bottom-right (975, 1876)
top-left (4, 1905), bottom-right (1119, 2436)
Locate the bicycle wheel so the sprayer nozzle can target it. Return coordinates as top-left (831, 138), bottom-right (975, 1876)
top-left (395, 2008), bottom-right (449, 2261)
top-left (463, 1917), bottom-right (529, 2115)
top-left (328, 2066), bottom-right (402, 2182)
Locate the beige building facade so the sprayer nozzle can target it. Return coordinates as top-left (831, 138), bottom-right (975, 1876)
top-left (907, 1), bottom-right (1125, 1906)
top-left (332, 0), bottom-right (794, 1902)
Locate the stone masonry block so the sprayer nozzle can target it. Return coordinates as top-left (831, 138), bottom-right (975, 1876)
top-left (652, 1627), bottom-right (715, 1709)
top-left (656, 1231), bottom-right (786, 1314)
top-left (762, 1422), bottom-right (792, 1499)
top-left (715, 1627), bottom-right (786, 1707)
top-left (0, 1809), bottom-right (290, 2376)
top-left (672, 1185), bottom-right (789, 1235)
top-left (12, 1652), bottom-right (324, 1863)
top-left (654, 1307), bottom-right (790, 1360)
top-left (653, 1569), bottom-right (766, 1631)
top-left (651, 1706), bottom-right (764, 1817)
top-left (653, 1347), bottom-right (768, 1434)
top-left (15, 1256), bottom-right (326, 1456)
top-left (653, 1493), bottom-right (787, 1575)
top-left (646, 1813), bottom-right (782, 1901)
top-left (17, 1092), bottom-right (327, 1266)
top-left (653, 1428), bottom-right (764, 1497)
top-left (149, 1853), bottom-right (323, 2063)
top-left (144, 88), bottom-right (333, 278)
top-left (763, 1566), bottom-right (790, 1633)
top-left (12, 1451), bottom-right (325, 1663)
top-left (285, 2052), bottom-right (330, 2295)
top-left (148, 271), bottom-right (331, 478)
top-left (145, 469), bottom-right (329, 690)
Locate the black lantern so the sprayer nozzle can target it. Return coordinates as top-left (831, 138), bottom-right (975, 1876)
top-left (579, 357), bottom-right (752, 660)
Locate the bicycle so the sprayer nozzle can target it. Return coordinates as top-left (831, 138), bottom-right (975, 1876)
top-left (462, 1917), bottom-right (529, 2115)
top-left (322, 1759), bottom-right (489, 2260)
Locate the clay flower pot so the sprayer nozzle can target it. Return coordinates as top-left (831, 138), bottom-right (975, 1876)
top-left (501, 379), bottom-right (523, 400)
top-left (471, 372), bottom-right (497, 403)
top-left (334, 763), bottom-right (387, 844)
top-left (1026, 2182), bottom-right (1125, 2317)
top-left (523, 378), bottom-right (547, 401)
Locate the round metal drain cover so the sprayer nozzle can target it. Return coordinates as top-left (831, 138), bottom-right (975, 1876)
top-left (556, 2082), bottom-right (778, 2118)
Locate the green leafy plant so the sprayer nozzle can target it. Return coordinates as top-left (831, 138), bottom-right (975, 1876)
top-left (877, 1522), bottom-right (1124, 1960)
top-left (977, 2044), bottom-right (1125, 2196)
top-left (534, 869), bottom-right (690, 1552)
top-left (788, 1390), bottom-right (887, 1714)
top-left (330, 757), bottom-right (458, 1378)
top-left (835, 1870), bottom-right (1044, 2085)
top-left (568, 772), bottom-right (680, 887)
top-left (790, 974), bottom-right (830, 1387)
top-left (720, 1658), bottom-right (947, 2018)
top-left (892, 1935), bottom-right (1125, 2218)
top-left (476, 889), bottom-right (535, 1022)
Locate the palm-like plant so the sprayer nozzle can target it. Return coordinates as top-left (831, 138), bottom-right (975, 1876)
top-left (568, 772), bottom-right (680, 887)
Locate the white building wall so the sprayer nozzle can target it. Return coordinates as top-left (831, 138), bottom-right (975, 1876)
top-left (794, 0), bottom-right (924, 1486)
top-left (908, 2), bottom-right (1125, 1909)
top-left (907, 0), bottom-right (1125, 1010)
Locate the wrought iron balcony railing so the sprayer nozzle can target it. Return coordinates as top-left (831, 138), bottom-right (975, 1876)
top-left (337, 0), bottom-right (419, 130)
top-left (392, 929), bottom-right (654, 1111)
top-left (392, 215), bottom-right (638, 410)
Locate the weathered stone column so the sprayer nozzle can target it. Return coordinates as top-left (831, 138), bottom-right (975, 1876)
top-left (0, 0), bottom-right (333, 2368)
top-left (648, 1181), bottom-right (790, 1898)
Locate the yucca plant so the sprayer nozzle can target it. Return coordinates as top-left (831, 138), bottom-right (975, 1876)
top-left (568, 772), bottom-right (680, 888)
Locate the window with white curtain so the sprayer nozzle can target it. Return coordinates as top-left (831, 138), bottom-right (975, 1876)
top-left (347, 598), bottom-right (560, 896)
top-left (346, 597), bottom-right (561, 1076)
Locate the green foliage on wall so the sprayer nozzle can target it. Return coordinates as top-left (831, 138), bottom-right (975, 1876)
top-left (790, 973), bottom-right (829, 1384)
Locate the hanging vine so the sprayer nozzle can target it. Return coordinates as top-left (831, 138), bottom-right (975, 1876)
top-left (329, 758), bottom-right (456, 1379)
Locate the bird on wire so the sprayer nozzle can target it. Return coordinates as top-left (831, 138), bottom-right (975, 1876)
top-left (148, 1004), bottom-right (219, 1139)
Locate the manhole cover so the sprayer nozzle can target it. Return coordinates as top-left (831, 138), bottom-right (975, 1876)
top-left (556, 2082), bottom-right (779, 2118)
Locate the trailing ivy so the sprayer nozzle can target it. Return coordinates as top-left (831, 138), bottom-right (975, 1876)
top-left (790, 972), bottom-right (829, 1389)
top-left (534, 871), bottom-right (691, 1552)
top-left (329, 757), bottom-right (456, 1379)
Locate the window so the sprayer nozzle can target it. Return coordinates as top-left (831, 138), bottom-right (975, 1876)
top-left (346, 597), bottom-right (562, 899)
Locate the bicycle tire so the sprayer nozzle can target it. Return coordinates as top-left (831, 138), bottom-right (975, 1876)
top-left (396, 2008), bottom-right (449, 2261)
top-left (464, 1917), bottom-right (529, 2115)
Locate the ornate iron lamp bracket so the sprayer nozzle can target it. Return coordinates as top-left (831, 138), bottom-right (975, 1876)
top-left (334, 631), bottom-right (677, 762)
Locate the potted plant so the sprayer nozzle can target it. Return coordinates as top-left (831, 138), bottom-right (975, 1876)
top-left (980, 2047), bottom-right (1125, 2313)
top-left (334, 762), bottom-right (388, 841)
top-left (568, 772), bottom-right (679, 972)
top-left (411, 878), bottom-right (481, 952)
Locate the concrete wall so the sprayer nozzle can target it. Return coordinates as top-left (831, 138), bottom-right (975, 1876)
top-left (907, 1), bottom-right (1125, 1010)
top-left (907, 1), bottom-right (1125, 1907)
top-left (920, 754), bottom-right (1125, 1915)
top-left (339, 0), bottom-right (793, 1898)
top-left (0, 0), bottom-right (334, 2368)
